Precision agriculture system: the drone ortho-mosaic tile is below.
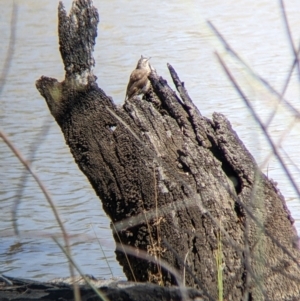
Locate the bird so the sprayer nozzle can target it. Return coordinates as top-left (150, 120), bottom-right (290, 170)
top-left (125, 55), bottom-right (152, 101)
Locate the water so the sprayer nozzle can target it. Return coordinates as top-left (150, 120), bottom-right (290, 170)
top-left (1, 0), bottom-right (300, 281)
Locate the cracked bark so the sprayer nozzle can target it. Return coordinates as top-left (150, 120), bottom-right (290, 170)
top-left (35, 1), bottom-right (300, 300)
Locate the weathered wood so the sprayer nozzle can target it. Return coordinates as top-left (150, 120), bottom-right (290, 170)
top-left (36, 1), bottom-right (300, 300)
top-left (0, 275), bottom-right (206, 301)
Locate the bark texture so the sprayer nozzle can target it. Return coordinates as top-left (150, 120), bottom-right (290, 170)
top-left (36, 1), bottom-right (300, 300)
top-left (0, 275), bottom-right (206, 301)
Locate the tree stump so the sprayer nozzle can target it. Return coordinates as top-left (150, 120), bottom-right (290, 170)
top-left (36, 1), bottom-right (300, 300)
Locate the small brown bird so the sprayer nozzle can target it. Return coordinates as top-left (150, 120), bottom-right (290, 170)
top-left (125, 55), bottom-right (151, 101)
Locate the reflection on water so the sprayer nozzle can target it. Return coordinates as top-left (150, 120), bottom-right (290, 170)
top-left (7, 242), bottom-right (23, 255)
top-left (1, 0), bottom-right (300, 281)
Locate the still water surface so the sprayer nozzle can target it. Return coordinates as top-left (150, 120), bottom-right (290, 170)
top-left (1, 0), bottom-right (300, 281)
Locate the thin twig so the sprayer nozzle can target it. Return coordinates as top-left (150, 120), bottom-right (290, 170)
top-left (54, 237), bottom-right (110, 301)
top-left (279, 0), bottom-right (300, 82)
top-left (12, 118), bottom-right (51, 235)
top-left (91, 224), bottom-right (114, 278)
top-left (215, 52), bottom-right (300, 200)
top-left (207, 20), bottom-right (300, 124)
top-left (0, 130), bottom-right (79, 299)
top-left (115, 243), bottom-right (194, 301)
top-left (0, 2), bottom-right (17, 95)
top-left (111, 222), bottom-right (137, 282)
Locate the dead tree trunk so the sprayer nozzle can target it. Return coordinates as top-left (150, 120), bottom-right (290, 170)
top-left (36, 1), bottom-right (300, 300)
